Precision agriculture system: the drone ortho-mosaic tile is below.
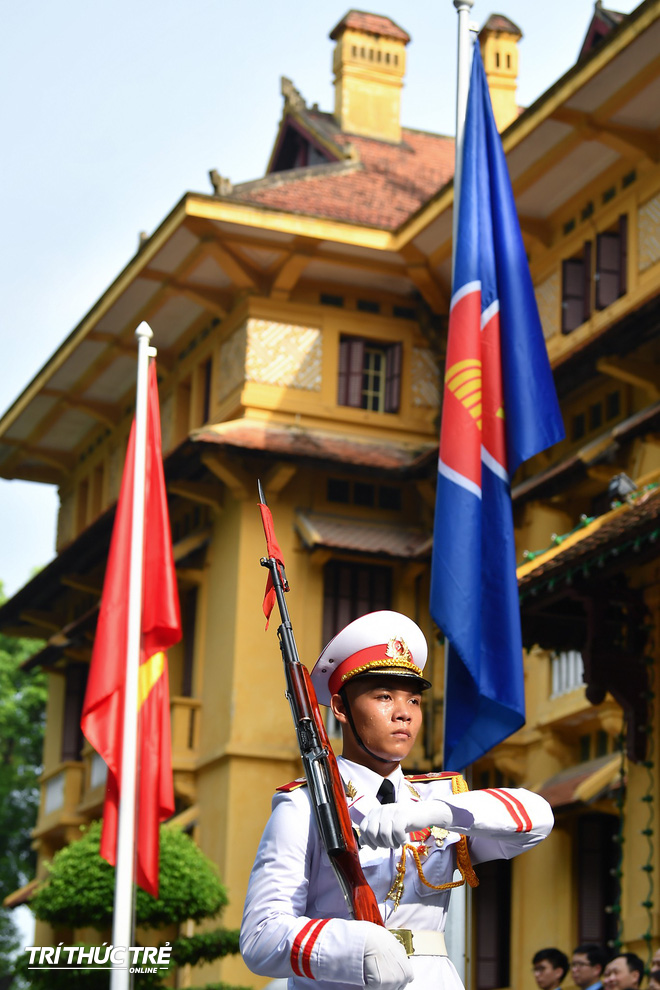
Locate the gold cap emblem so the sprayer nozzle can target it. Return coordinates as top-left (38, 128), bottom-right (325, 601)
top-left (385, 637), bottom-right (411, 663)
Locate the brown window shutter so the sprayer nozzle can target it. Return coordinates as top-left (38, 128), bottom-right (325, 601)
top-left (181, 585), bottom-right (198, 697)
top-left (322, 561), bottom-right (392, 643)
top-left (337, 338), bottom-right (349, 405)
top-left (583, 240), bottom-right (592, 321)
top-left (596, 228), bottom-right (623, 310)
top-left (384, 342), bottom-right (402, 413)
top-left (61, 663), bottom-right (89, 761)
top-left (475, 858), bottom-right (511, 990)
top-left (338, 338), bottom-right (365, 408)
top-left (562, 257), bottom-right (586, 334)
top-left (619, 214), bottom-right (628, 296)
top-left (577, 813), bottom-right (619, 946)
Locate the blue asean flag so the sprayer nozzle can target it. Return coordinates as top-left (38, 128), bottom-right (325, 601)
top-left (430, 45), bottom-right (564, 770)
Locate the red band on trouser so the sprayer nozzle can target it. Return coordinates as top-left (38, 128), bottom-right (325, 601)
top-left (291, 918), bottom-right (329, 978)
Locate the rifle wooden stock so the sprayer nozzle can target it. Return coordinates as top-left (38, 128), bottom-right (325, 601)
top-left (258, 487), bottom-right (383, 925)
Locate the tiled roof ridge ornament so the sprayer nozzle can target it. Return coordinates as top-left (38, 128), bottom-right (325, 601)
top-left (281, 76), bottom-right (307, 113)
top-left (208, 170), bottom-right (233, 196)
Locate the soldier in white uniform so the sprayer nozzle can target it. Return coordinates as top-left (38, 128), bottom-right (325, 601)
top-left (241, 611), bottom-right (553, 989)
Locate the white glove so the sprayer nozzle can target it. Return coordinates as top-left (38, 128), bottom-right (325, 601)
top-left (361, 800), bottom-right (453, 849)
top-left (363, 924), bottom-right (414, 989)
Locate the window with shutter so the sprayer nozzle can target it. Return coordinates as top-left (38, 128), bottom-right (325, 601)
top-left (61, 662), bottom-right (89, 761)
top-left (363, 345), bottom-right (386, 410)
top-left (561, 217), bottom-right (628, 332)
top-left (338, 336), bottom-right (402, 413)
top-left (322, 561), bottom-right (392, 644)
top-left (385, 342), bottom-right (402, 413)
top-left (577, 813), bottom-right (619, 945)
top-left (337, 337), bottom-right (365, 408)
top-left (322, 561), bottom-right (392, 735)
top-left (596, 215), bottom-right (627, 310)
top-left (562, 242), bottom-right (592, 334)
top-left (180, 585), bottom-right (198, 698)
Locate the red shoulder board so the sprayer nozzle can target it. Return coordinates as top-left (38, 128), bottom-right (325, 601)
top-left (405, 772), bottom-right (461, 782)
top-left (276, 777), bottom-right (308, 793)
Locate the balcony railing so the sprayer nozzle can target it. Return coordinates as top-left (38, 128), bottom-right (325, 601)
top-left (171, 696), bottom-right (201, 769)
top-left (550, 650), bottom-right (585, 698)
top-left (36, 700), bottom-right (201, 841)
top-left (34, 762), bottom-right (86, 838)
top-left (89, 751), bottom-right (107, 789)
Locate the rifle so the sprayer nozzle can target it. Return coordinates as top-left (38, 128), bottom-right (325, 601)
top-left (258, 481), bottom-right (383, 925)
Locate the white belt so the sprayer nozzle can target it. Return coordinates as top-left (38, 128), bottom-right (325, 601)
top-left (389, 929), bottom-right (447, 957)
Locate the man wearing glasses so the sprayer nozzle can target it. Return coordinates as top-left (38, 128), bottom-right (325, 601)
top-left (571, 945), bottom-right (608, 990)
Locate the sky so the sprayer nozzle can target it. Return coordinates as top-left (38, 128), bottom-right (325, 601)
top-left (0, 0), bottom-right (642, 597)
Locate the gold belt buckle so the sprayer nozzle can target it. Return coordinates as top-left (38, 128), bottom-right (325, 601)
top-left (390, 929), bottom-right (414, 956)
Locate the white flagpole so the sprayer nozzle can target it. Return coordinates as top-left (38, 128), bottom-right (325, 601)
top-left (447, 5), bottom-right (478, 988)
top-left (445, 0), bottom-right (477, 769)
top-left (446, 10), bottom-right (476, 989)
top-left (452, 0), bottom-right (475, 280)
top-left (110, 321), bottom-right (156, 990)
top-left (444, 8), bottom-right (477, 761)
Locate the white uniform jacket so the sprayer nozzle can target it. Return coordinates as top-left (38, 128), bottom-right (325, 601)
top-left (240, 757), bottom-right (553, 989)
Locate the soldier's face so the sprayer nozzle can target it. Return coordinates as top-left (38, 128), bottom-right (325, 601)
top-left (331, 677), bottom-right (422, 771)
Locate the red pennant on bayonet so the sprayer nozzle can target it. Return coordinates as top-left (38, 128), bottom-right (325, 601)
top-left (259, 503), bottom-right (287, 628)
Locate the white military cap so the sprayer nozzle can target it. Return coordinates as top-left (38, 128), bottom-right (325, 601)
top-left (311, 610), bottom-right (431, 706)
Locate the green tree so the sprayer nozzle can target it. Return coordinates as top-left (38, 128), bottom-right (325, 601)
top-left (20, 821), bottom-right (248, 990)
top-left (0, 586), bottom-right (46, 981)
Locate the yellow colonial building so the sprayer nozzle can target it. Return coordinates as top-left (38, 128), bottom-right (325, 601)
top-left (2, 3), bottom-right (660, 988)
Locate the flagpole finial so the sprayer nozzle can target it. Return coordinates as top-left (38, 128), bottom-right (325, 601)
top-left (135, 321), bottom-right (154, 342)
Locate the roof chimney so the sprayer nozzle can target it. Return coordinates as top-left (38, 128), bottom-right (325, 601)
top-left (478, 14), bottom-right (523, 132)
top-left (329, 11), bottom-right (410, 143)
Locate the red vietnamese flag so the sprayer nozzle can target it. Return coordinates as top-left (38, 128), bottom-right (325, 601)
top-left (81, 362), bottom-right (181, 896)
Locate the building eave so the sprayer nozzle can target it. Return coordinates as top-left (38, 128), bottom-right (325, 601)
top-left (0, 195), bottom-right (191, 440)
top-left (396, 0), bottom-right (660, 251)
top-left (186, 192), bottom-right (397, 247)
top-left (517, 483), bottom-right (660, 598)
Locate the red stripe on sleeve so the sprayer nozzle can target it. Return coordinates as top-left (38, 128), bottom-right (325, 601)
top-left (497, 789), bottom-right (533, 832)
top-left (301, 917), bottom-right (331, 978)
top-left (291, 919), bottom-right (319, 977)
top-left (483, 788), bottom-right (525, 832)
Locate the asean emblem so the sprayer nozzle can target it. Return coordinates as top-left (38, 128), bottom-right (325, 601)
top-left (445, 358), bottom-right (483, 431)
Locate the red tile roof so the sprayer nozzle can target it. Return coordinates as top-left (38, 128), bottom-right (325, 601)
top-left (518, 484), bottom-right (660, 594)
top-left (538, 754), bottom-right (623, 809)
top-left (231, 124), bottom-right (455, 230)
top-left (480, 14), bottom-right (522, 36)
top-left (329, 11), bottom-right (411, 43)
top-left (192, 420), bottom-right (436, 472)
top-left (295, 510), bottom-right (430, 559)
